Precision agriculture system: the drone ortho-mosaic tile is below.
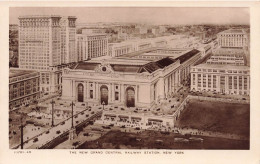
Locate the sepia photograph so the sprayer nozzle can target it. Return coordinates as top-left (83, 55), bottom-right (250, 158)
top-left (8, 6), bottom-right (251, 150)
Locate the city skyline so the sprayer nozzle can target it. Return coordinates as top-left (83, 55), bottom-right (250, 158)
top-left (10, 7), bottom-right (250, 25)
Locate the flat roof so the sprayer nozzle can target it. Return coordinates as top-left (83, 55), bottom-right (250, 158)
top-left (18, 15), bottom-right (61, 19)
top-left (9, 69), bottom-right (38, 78)
top-left (193, 63), bottom-right (250, 70)
top-left (219, 29), bottom-right (245, 34)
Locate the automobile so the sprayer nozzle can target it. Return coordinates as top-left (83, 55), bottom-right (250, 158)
top-left (91, 127), bottom-right (104, 131)
top-left (88, 109), bottom-right (91, 111)
top-left (242, 98), bottom-right (247, 100)
top-left (56, 130), bottom-right (61, 134)
top-left (120, 125), bottom-right (126, 128)
top-left (81, 104), bottom-right (85, 106)
top-left (45, 131), bottom-right (50, 134)
top-left (61, 122), bottom-right (65, 125)
top-left (88, 121), bottom-right (94, 125)
top-left (74, 116), bottom-right (78, 118)
top-left (76, 121), bottom-right (79, 124)
top-left (174, 138), bottom-right (189, 143)
top-left (134, 111), bottom-right (138, 113)
top-left (109, 124), bottom-right (114, 127)
top-left (33, 138), bottom-right (39, 143)
top-left (156, 108), bottom-right (160, 111)
top-left (102, 126), bottom-right (111, 129)
top-left (81, 112), bottom-right (84, 115)
top-left (135, 127), bottom-right (140, 130)
top-left (72, 141), bottom-right (80, 147)
top-left (44, 93), bottom-right (48, 95)
top-left (83, 133), bottom-right (89, 136)
top-left (85, 114), bottom-right (89, 117)
top-left (109, 108), bottom-right (113, 110)
top-left (121, 108), bottom-right (125, 111)
top-left (189, 137), bottom-right (204, 142)
top-left (60, 103), bottom-right (64, 105)
top-left (91, 111), bottom-right (94, 114)
top-left (25, 104), bottom-right (29, 107)
top-left (177, 99), bottom-right (180, 102)
top-left (37, 116), bottom-right (42, 119)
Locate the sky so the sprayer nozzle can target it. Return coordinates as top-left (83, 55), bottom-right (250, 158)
top-left (9, 7), bottom-right (250, 25)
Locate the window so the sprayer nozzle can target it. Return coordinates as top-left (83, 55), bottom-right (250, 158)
top-left (90, 90), bottom-right (93, 99)
top-left (115, 92), bottom-right (119, 100)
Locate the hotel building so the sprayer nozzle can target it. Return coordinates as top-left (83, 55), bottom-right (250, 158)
top-left (61, 48), bottom-right (201, 108)
top-left (77, 32), bottom-right (108, 61)
top-left (190, 64), bottom-right (250, 95)
top-left (217, 29), bottom-right (248, 48)
top-left (9, 68), bottom-right (40, 110)
top-left (18, 15), bottom-right (77, 93)
top-left (60, 16), bottom-right (77, 64)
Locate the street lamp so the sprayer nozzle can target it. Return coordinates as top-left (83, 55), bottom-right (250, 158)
top-left (70, 101), bottom-right (75, 129)
top-left (19, 112), bottom-right (26, 149)
top-left (20, 116), bottom-right (24, 149)
top-left (50, 99), bottom-right (55, 127)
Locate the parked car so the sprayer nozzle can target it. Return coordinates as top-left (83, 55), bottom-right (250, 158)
top-left (33, 138), bottom-right (39, 143)
top-left (56, 130), bottom-right (61, 134)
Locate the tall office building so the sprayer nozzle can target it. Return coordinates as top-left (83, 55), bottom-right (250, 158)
top-left (60, 16), bottom-right (77, 64)
top-left (18, 15), bottom-right (77, 93)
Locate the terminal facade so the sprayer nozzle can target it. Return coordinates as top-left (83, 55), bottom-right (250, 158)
top-left (62, 48), bottom-right (201, 108)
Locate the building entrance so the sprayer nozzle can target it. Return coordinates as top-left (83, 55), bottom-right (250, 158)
top-left (100, 85), bottom-right (108, 105)
top-left (126, 87), bottom-right (135, 107)
top-left (77, 83), bottom-right (84, 102)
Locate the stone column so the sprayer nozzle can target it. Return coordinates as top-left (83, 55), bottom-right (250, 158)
top-left (111, 83), bottom-right (114, 102)
top-left (86, 81), bottom-right (89, 99)
top-left (120, 84), bottom-right (124, 104)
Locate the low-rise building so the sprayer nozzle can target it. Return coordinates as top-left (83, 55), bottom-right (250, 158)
top-left (77, 33), bottom-right (108, 61)
top-left (190, 63), bottom-right (250, 95)
top-left (9, 68), bottom-right (40, 110)
top-left (207, 48), bottom-right (246, 66)
top-left (217, 29), bottom-right (248, 48)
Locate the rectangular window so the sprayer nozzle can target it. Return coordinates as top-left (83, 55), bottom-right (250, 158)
top-left (90, 90), bottom-right (93, 99)
top-left (234, 77), bottom-right (237, 89)
top-left (115, 92), bottom-right (119, 100)
top-left (213, 75), bottom-right (216, 88)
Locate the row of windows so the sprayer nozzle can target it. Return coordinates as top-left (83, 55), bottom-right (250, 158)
top-left (194, 68), bottom-right (248, 74)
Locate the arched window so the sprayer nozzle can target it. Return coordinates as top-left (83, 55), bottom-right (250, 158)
top-left (78, 83), bottom-right (84, 102)
top-left (126, 87), bottom-right (135, 107)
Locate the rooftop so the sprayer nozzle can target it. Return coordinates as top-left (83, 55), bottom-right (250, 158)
top-left (9, 69), bottom-right (38, 78)
top-left (18, 15), bottom-right (62, 19)
top-left (219, 29), bottom-right (245, 34)
top-left (193, 63), bottom-right (250, 70)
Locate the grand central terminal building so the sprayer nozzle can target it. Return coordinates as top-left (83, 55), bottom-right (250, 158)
top-left (61, 48), bottom-right (201, 108)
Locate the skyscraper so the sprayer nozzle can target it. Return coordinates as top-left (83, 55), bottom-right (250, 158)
top-left (18, 15), bottom-right (77, 93)
top-left (60, 16), bottom-right (77, 64)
